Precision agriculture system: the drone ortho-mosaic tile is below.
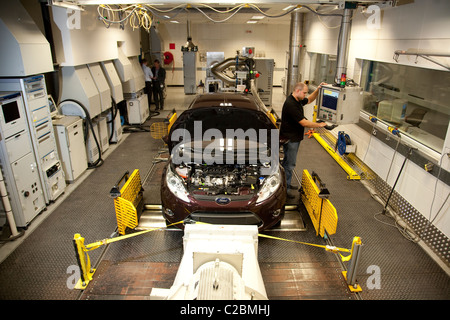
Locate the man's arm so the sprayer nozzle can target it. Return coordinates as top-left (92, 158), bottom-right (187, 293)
top-left (307, 82), bottom-right (327, 104)
top-left (299, 118), bottom-right (327, 128)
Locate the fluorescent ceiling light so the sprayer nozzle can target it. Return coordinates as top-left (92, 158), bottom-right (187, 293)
top-left (49, 0), bottom-right (84, 11)
top-left (246, 20), bottom-right (258, 24)
top-left (251, 15), bottom-right (264, 20)
top-left (170, 20), bottom-right (179, 23)
top-left (283, 5), bottom-right (294, 11)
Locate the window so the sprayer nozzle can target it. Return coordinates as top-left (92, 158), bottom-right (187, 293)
top-left (360, 60), bottom-right (450, 153)
top-left (309, 53), bottom-right (337, 86)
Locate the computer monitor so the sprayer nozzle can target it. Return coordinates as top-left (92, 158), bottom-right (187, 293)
top-left (321, 88), bottom-right (339, 111)
top-left (2, 99), bottom-right (21, 124)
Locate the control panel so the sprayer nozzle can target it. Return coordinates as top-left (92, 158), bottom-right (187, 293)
top-left (317, 85), bottom-right (363, 125)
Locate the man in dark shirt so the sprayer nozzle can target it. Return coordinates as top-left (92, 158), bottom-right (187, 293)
top-left (151, 59), bottom-right (166, 110)
top-left (280, 82), bottom-right (327, 197)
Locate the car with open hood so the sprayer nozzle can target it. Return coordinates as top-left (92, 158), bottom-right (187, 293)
top-left (161, 92), bottom-right (286, 230)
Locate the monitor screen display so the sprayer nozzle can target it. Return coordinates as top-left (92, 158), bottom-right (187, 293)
top-left (321, 89), bottom-right (339, 111)
top-left (2, 100), bottom-right (20, 124)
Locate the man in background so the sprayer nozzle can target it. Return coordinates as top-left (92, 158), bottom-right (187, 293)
top-left (151, 59), bottom-right (166, 110)
top-left (141, 59), bottom-right (153, 111)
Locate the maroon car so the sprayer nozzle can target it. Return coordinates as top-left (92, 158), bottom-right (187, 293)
top-left (161, 93), bottom-right (286, 230)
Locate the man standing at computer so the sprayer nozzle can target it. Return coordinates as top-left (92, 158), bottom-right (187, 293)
top-left (280, 82), bottom-right (327, 198)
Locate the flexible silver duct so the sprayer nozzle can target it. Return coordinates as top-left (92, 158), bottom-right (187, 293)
top-left (210, 57), bottom-right (246, 85)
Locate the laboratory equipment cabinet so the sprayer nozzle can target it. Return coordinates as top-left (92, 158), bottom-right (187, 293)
top-left (52, 115), bottom-right (87, 183)
top-left (0, 92), bottom-right (46, 227)
top-left (0, 75), bottom-right (66, 204)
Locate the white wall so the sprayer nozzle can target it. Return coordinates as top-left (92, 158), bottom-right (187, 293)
top-left (302, 0), bottom-right (450, 238)
top-left (50, 6), bottom-right (140, 66)
top-left (153, 22), bottom-right (290, 86)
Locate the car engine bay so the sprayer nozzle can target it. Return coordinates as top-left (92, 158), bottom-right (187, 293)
top-left (174, 163), bottom-right (267, 196)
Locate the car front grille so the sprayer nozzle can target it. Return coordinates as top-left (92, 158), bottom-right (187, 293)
top-left (188, 211), bottom-right (263, 227)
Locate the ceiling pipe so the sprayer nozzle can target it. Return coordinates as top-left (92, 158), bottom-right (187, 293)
top-left (335, 8), bottom-right (352, 84)
top-left (286, 10), bottom-right (304, 96)
top-left (185, 20), bottom-right (196, 49)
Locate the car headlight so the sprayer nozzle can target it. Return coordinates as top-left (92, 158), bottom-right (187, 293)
top-left (166, 165), bottom-right (190, 203)
top-left (256, 169), bottom-right (281, 204)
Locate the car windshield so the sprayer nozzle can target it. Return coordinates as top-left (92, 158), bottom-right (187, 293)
top-left (168, 106), bottom-right (277, 152)
top-left (174, 106), bottom-right (274, 134)
top-left (171, 138), bottom-right (275, 165)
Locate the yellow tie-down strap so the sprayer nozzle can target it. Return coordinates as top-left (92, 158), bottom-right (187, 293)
top-left (114, 169), bottom-right (143, 235)
top-left (72, 221), bottom-right (185, 289)
top-left (300, 169), bottom-right (338, 237)
top-left (72, 219), bottom-right (360, 290)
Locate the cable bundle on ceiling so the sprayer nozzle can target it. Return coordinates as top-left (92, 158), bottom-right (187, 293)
top-left (96, 3), bottom-right (335, 31)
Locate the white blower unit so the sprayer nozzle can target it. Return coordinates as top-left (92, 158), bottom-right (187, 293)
top-left (150, 224), bottom-right (268, 300)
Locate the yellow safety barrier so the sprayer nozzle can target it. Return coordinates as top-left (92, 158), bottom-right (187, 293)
top-left (167, 109), bottom-right (177, 132)
top-left (150, 122), bottom-right (168, 139)
top-left (112, 170), bottom-right (143, 235)
top-left (150, 109), bottom-right (177, 140)
top-left (300, 169), bottom-right (338, 237)
top-left (312, 132), bottom-right (361, 180)
top-left (342, 236), bottom-right (363, 292)
top-left (267, 109), bottom-right (279, 128)
top-left (73, 234), bottom-right (95, 290)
